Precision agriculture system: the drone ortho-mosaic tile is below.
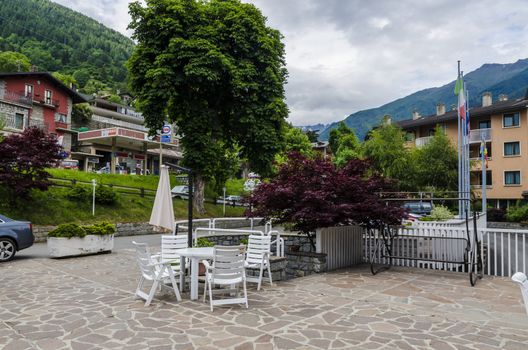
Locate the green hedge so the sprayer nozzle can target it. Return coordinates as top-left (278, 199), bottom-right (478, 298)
top-left (48, 222), bottom-right (116, 238)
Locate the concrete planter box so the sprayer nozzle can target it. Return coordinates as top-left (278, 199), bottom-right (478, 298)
top-left (48, 234), bottom-right (114, 258)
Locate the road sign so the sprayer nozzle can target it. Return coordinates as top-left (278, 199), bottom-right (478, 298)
top-left (161, 124), bottom-right (172, 143)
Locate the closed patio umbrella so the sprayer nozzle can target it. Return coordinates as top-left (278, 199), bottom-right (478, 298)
top-left (149, 165), bottom-right (175, 233)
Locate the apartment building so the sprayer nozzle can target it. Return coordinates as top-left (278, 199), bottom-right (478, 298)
top-left (0, 72), bottom-right (86, 153)
top-left (398, 92), bottom-right (528, 208)
top-left (72, 96), bottom-right (181, 174)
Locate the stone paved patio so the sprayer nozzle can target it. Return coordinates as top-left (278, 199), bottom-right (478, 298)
top-left (1, 249), bottom-right (527, 350)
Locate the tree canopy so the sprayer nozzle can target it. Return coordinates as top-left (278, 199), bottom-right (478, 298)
top-left (128, 0), bottom-right (288, 212)
top-left (0, 51), bottom-right (31, 72)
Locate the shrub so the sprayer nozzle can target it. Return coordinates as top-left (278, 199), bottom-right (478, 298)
top-left (48, 223), bottom-right (86, 238)
top-left (240, 238), bottom-right (248, 245)
top-left (95, 185), bottom-right (117, 205)
top-left (48, 222), bottom-right (115, 238)
top-left (82, 222), bottom-right (115, 235)
top-left (506, 205), bottom-right (528, 223)
top-left (67, 185), bottom-right (89, 201)
top-left (428, 205), bottom-right (454, 221)
top-left (195, 237), bottom-right (214, 247)
top-left (487, 208), bottom-right (506, 222)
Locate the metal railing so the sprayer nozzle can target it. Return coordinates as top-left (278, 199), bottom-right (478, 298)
top-left (1, 90), bottom-right (32, 106)
top-left (469, 128), bottom-right (492, 143)
top-left (415, 136), bottom-right (433, 148)
top-left (365, 225), bottom-right (528, 277)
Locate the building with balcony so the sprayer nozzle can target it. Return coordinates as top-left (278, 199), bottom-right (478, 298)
top-left (72, 96), bottom-right (181, 174)
top-left (0, 72), bottom-right (87, 153)
top-left (398, 92), bottom-right (528, 208)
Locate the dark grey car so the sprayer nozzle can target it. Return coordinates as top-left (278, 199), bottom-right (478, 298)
top-left (0, 214), bottom-right (34, 262)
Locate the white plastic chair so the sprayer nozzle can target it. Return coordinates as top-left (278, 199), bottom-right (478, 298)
top-left (203, 245), bottom-right (248, 311)
top-left (512, 272), bottom-right (528, 315)
top-left (132, 241), bottom-right (181, 306)
top-left (245, 234), bottom-right (273, 290)
top-left (161, 235), bottom-right (188, 287)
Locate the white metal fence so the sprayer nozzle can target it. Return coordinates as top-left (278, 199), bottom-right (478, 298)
top-left (316, 226), bottom-right (363, 270)
top-left (364, 225), bottom-right (528, 277)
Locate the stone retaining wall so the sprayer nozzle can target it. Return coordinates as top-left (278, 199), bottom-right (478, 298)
top-left (487, 221), bottom-right (528, 229)
top-left (285, 251), bottom-right (327, 278)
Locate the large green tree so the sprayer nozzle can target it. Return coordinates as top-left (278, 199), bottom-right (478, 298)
top-left (128, 0), bottom-right (288, 212)
top-left (413, 126), bottom-right (458, 191)
top-left (363, 121), bottom-right (416, 190)
top-left (275, 125), bottom-right (313, 165)
top-left (0, 51), bottom-right (31, 72)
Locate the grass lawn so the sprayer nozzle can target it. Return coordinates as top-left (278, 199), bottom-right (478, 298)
top-left (1, 187), bottom-right (245, 226)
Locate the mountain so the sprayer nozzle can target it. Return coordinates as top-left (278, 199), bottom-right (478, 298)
top-left (319, 59), bottom-right (528, 140)
top-left (296, 123), bottom-right (328, 133)
top-left (0, 0), bottom-right (134, 92)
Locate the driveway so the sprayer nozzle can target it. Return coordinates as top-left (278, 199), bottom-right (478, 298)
top-left (1, 243), bottom-right (527, 349)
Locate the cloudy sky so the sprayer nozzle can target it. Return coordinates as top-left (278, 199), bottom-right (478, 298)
top-left (55, 0), bottom-right (528, 126)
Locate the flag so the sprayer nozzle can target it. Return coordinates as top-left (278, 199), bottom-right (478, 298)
top-left (480, 140), bottom-right (488, 168)
top-left (465, 90), bottom-right (470, 135)
top-left (456, 80), bottom-right (467, 120)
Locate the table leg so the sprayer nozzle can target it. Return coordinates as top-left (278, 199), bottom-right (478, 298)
top-left (180, 257), bottom-right (186, 292)
top-left (190, 257), bottom-right (199, 300)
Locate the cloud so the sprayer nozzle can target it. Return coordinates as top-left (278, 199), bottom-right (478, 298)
top-left (54, 0), bottom-right (528, 126)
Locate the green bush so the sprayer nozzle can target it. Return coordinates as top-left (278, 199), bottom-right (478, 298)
top-left (48, 222), bottom-right (115, 238)
top-left (425, 205), bottom-right (454, 221)
top-left (195, 237), bottom-right (214, 247)
top-left (82, 222), bottom-right (115, 235)
top-left (48, 223), bottom-right (86, 238)
top-left (95, 185), bottom-right (117, 205)
top-left (240, 238), bottom-right (248, 245)
top-left (506, 205), bottom-right (528, 222)
top-left (66, 185), bottom-right (89, 201)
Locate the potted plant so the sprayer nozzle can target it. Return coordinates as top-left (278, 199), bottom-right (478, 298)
top-left (47, 222), bottom-right (115, 258)
top-left (194, 237), bottom-right (214, 275)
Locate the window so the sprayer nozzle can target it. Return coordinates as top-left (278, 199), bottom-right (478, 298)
top-left (505, 171), bottom-right (521, 185)
top-left (45, 90), bottom-right (52, 104)
top-left (55, 113), bottom-right (67, 123)
top-left (24, 84), bottom-right (33, 98)
top-left (479, 120), bottom-right (491, 129)
top-left (471, 171), bottom-right (492, 187)
top-left (14, 113), bottom-right (24, 130)
top-left (503, 113), bottom-right (520, 127)
top-left (504, 142), bottom-right (520, 156)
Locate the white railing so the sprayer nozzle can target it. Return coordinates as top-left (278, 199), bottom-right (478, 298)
top-left (415, 136), bottom-right (433, 148)
top-left (482, 228), bottom-right (528, 277)
top-left (365, 225), bottom-right (528, 277)
top-left (469, 128), bottom-right (492, 143)
top-left (174, 217), bottom-right (283, 257)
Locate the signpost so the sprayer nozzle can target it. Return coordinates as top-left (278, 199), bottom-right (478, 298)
top-left (91, 179), bottom-right (96, 216)
top-left (159, 124), bottom-right (172, 174)
top-left (223, 186), bottom-right (226, 216)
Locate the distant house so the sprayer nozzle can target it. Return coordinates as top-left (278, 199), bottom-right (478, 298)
top-left (312, 140), bottom-right (330, 156)
top-left (0, 72), bottom-right (86, 155)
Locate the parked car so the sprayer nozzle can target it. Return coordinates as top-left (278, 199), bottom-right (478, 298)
top-left (403, 201), bottom-right (433, 216)
top-left (96, 165), bottom-right (125, 174)
top-left (0, 214), bottom-right (34, 262)
top-left (171, 185), bottom-right (189, 199)
top-left (60, 159), bottom-right (79, 169)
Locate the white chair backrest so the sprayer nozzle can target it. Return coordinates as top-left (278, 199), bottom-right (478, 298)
top-left (161, 235), bottom-right (188, 270)
top-left (212, 245), bottom-right (246, 281)
top-left (132, 241), bottom-right (156, 280)
top-left (246, 234), bottom-right (271, 265)
top-left (512, 272), bottom-right (528, 314)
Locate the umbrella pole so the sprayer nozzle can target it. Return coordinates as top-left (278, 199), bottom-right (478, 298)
top-left (188, 170), bottom-right (193, 248)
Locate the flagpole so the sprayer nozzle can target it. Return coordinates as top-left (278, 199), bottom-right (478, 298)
top-left (457, 61), bottom-right (462, 217)
top-left (465, 83), bottom-right (470, 216)
top-left (481, 140), bottom-right (487, 227)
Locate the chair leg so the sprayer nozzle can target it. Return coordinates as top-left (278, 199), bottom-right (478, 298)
top-left (243, 280), bottom-right (248, 309)
top-left (167, 267), bottom-right (182, 302)
top-left (257, 263), bottom-right (264, 290)
top-left (203, 277), bottom-right (208, 303)
top-left (208, 280), bottom-right (214, 311)
top-left (135, 276), bottom-right (145, 299)
top-left (267, 262), bottom-right (273, 287)
top-left (145, 279), bottom-right (159, 307)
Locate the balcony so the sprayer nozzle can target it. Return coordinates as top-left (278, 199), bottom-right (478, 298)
top-left (1, 90), bottom-right (33, 106)
top-left (469, 128), bottom-right (491, 143)
top-left (415, 136), bottom-right (433, 148)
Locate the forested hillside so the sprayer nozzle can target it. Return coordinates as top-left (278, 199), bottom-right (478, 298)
top-left (0, 0), bottom-right (134, 92)
top-left (319, 59), bottom-right (528, 140)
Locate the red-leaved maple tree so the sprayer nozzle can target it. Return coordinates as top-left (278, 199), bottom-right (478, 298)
top-left (0, 127), bottom-right (62, 203)
top-left (248, 152), bottom-right (404, 249)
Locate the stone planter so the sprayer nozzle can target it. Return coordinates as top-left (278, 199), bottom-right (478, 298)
top-left (48, 234), bottom-right (114, 258)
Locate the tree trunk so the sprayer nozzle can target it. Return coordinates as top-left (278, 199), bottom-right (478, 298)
top-left (193, 173), bottom-right (206, 214)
